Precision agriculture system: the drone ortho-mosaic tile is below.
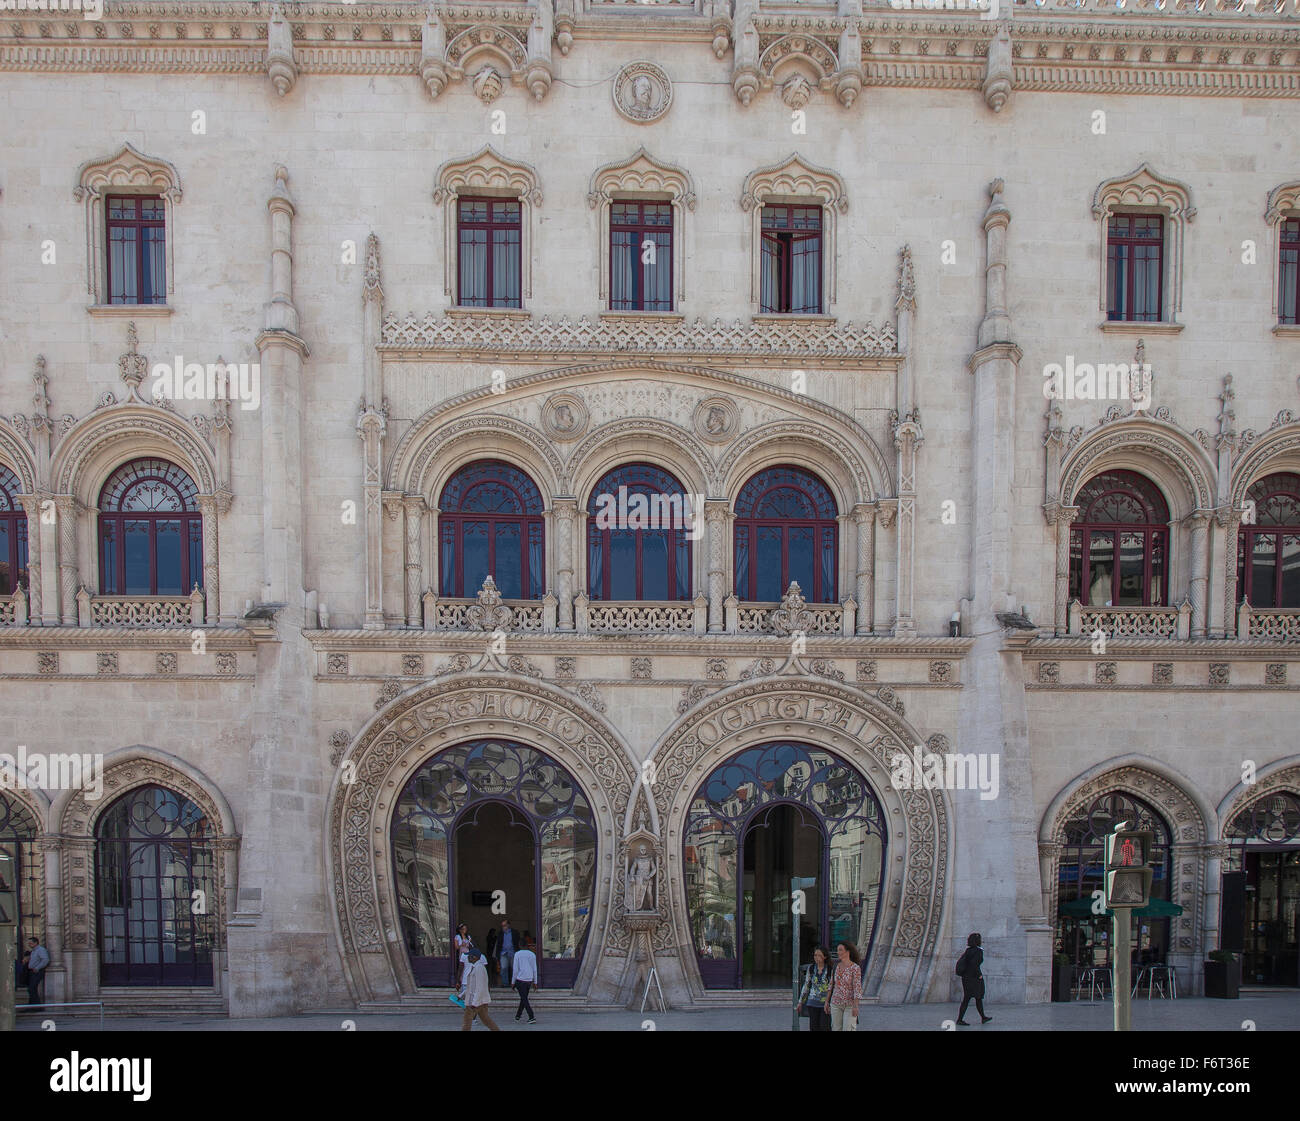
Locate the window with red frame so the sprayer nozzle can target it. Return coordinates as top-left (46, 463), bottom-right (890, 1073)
top-left (98, 458), bottom-right (203, 596)
top-left (760, 205), bottom-right (822, 314)
top-left (1238, 473), bottom-right (1300, 609)
top-left (107, 195), bottom-right (166, 305)
top-left (438, 460), bottom-right (544, 600)
top-left (610, 201), bottom-right (673, 311)
top-left (457, 197), bottom-right (522, 308)
top-left (1280, 218), bottom-right (1300, 326)
top-left (1106, 214), bottom-right (1163, 322)
top-left (587, 463), bottom-right (692, 601)
top-left (1068, 470), bottom-right (1170, 607)
top-left (733, 466), bottom-right (838, 603)
top-left (0, 465), bottom-right (29, 596)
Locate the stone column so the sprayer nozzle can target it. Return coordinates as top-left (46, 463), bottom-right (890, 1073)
top-left (55, 495), bottom-right (79, 624)
top-left (1186, 510), bottom-right (1210, 638)
top-left (358, 410), bottom-right (386, 629)
top-left (1037, 841), bottom-right (1062, 923)
top-left (553, 498), bottom-right (578, 630)
top-left (17, 494), bottom-right (42, 624)
top-left (892, 418), bottom-right (922, 636)
top-left (38, 833), bottom-right (64, 1002)
top-left (197, 495), bottom-right (220, 624)
top-left (1202, 842), bottom-right (1229, 960)
top-left (1051, 506), bottom-right (1079, 636)
top-left (851, 503), bottom-right (875, 634)
top-left (704, 500), bottom-right (730, 633)
top-left (1218, 508), bottom-right (1242, 637)
top-left (403, 496), bottom-right (425, 626)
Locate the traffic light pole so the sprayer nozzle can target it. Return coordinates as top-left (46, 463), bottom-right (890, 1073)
top-left (1112, 906), bottom-right (1132, 1032)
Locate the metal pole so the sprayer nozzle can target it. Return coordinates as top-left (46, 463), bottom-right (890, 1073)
top-left (1112, 907), bottom-right (1132, 1032)
top-left (0, 929), bottom-right (14, 1032)
top-left (791, 875), bottom-right (800, 1032)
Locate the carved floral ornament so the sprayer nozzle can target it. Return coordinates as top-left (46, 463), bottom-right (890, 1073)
top-left (74, 142), bottom-right (182, 303)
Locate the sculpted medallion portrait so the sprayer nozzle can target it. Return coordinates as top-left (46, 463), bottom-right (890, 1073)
top-left (613, 61), bottom-right (672, 124)
top-left (541, 393), bottom-right (590, 441)
top-left (693, 396), bottom-right (739, 443)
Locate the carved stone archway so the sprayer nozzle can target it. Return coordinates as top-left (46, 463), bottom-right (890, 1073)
top-left (327, 673), bottom-right (639, 1004)
top-left (648, 678), bottom-right (951, 1004)
top-left (50, 747), bottom-right (239, 1000)
top-left (1039, 758), bottom-right (1211, 978)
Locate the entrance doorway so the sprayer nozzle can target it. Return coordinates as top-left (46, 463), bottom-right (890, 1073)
top-left (453, 802), bottom-right (536, 985)
top-left (1223, 851), bottom-right (1299, 986)
top-left (741, 804), bottom-right (822, 988)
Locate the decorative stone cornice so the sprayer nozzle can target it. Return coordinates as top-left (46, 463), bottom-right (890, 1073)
top-left (380, 311), bottom-right (899, 362)
top-left (741, 152), bottom-right (848, 213)
top-left (433, 144), bottom-right (541, 206)
top-left (586, 147), bottom-right (697, 211)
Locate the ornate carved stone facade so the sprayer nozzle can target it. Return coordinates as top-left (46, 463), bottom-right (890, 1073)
top-left (1, 0), bottom-right (1298, 1017)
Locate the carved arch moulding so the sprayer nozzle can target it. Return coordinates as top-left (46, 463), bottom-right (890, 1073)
top-left (1217, 758), bottom-right (1300, 839)
top-left (646, 678), bottom-right (951, 1004)
top-left (433, 146), bottom-right (542, 302)
top-left (1091, 163), bottom-right (1195, 321)
top-left (326, 674), bottom-right (639, 1004)
top-left (1040, 759), bottom-right (1211, 964)
top-left (52, 747), bottom-right (239, 968)
top-left (75, 143), bottom-right (182, 306)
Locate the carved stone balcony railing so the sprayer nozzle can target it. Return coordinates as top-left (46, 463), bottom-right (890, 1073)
top-left (1067, 601), bottom-right (1187, 639)
top-left (733, 601), bottom-right (847, 636)
top-left (576, 594), bottom-right (704, 634)
top-left (78, 587), bottom-right (206, 628)
top-left (421, 591), bottom-right (549, 633)
top-left (1238, 603), bottom-right (1300, 642)
top-left (0, 587), bottom-right (28, 626)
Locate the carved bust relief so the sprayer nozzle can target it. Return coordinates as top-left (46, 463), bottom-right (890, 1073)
top-left (613, 62), bottom-right (672, 124)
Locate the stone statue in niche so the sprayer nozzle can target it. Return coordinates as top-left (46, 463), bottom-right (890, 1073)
top-left (626, 841), bottom-right (657, 913)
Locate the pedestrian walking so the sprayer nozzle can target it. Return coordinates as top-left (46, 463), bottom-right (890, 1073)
top-left (955, 932), bottom-right (993, 1025)
top-left (796, 945), bottom-right (833, 1031)
top-left (827, 941), bottom-right (861, 1031)
top-left (497, 919), bottom-right (518, 986)
top-left (485, 925), bottom-right (499, 984)
top-left (24, 936), bottom-right (49, 1010)
top-left (512, 936), bottom-right (539, 1024)
top-left (460, 949), bottom-right (500, 1031)
top-left (452, 923), bottom-right (473, 1005)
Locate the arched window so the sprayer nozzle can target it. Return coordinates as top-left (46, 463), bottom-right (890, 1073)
top-left (438, 460), bottom-right (544, 600)
top-left (0, 465), bottom-right (29, 596)
top-left (1238, 473), bottom-right (1300, 609)
top-left (586, 463), bottom-right (692, 601)
top-left (1057, 791), bottom-right (1173, 975)
top-left (96, 784), bottom-right (215, 985)
top-left (0, 793), bottom-right (42, 954)
top-left (734, 466), bottom-right (838, 603)
top-left (98, 458), bottom-right (202, 596)
top-left (1068, 470), bottom-right (1170, 607)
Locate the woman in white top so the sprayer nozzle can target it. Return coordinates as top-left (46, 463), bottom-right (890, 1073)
top-left (454, 923), bottom-right (473, 995)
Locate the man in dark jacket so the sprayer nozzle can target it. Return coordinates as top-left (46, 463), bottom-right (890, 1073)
top-left (955, 932), bottom-right (992, 1025)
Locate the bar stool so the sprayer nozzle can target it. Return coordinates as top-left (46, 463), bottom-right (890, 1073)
top-left (1080, 965), bottom-right (1112, 1002)
top-left (1132, 962), bottom-right (1177, 999)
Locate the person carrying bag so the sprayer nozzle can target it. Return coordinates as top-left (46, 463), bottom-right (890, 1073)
top-left (796, 945), bottom-right (833, 1032)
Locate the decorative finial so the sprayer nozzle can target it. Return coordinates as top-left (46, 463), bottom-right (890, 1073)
top-left (895, 244), bottom-right (915, 312)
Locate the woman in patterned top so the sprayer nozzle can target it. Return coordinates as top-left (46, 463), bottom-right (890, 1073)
top-left (828, 941), bottom-right (862, 1031)
top-left (797, 945), bottom-right (833, 1032)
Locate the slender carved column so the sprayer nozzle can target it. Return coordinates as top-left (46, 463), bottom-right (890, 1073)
top-left (55, 495), bottom-right (79, 624)
top-left (1050, 506), bottom-right (1079, 636)
top-left (1219, 508), bottom-right (1243, 637)
top-left (852, 503), bottom-right (875, 634)
top-left (358, 410), bottom-right (386, 628)
top-left (1186, 510), bottom-right (1211, 638)
top-left (403, 496), bottom-right (426, 626)
top-left (17, 494), bottom-right (42, 623)
top-left (892, 416), bottom-right (922, 636)
top-left (705, 500), bottom-right (730, 633)
top-left (553, 498), bottom-right (577, 630)
top-left (197, 495), bottom-right (219, 624)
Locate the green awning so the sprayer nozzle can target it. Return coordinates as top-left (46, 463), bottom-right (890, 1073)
top-left (1059, 897), bottom-right (1184, 919)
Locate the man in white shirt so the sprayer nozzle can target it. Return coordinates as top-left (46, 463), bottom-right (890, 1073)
top-left (25, 936), bottom-right (50, 1009)
top-left (459, 949), bottom-right (500, 1031)
top-left (512, 938), bottom-right (539, 1024)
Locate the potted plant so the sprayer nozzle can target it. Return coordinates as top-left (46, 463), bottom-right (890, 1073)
top-left (1204, 949), bottom-right (1241, 999)
top-left (1051, 952), bottom-right (1074, 1002)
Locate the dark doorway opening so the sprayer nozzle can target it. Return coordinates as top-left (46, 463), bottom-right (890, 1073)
top-left (741, 804), bottom-right (823, 989)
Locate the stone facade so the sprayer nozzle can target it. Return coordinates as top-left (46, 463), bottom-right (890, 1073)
top-left (1, 0), bottom-right (1299, 1016)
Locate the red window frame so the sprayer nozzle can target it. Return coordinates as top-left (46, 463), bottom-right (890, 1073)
top-left (586, 463), bottom-right (692, 602)
top-left (1280, 217), bottom-right (1300, 326)
top-left (733, 466), bottom-right (838, 603)
top-left (610, 200), bottom-right (673, 312)
top-left (106, 194), bottom-right (166, 305)
top-left (97, 458), bottom-right (203, 596)
top-left (437, 459), bottom-right (545, 600)
top-left (1237, 472), bottom-right (1300, 609)
top-left (1068, 471), bottom-right (1170, 608)
top-left (0, 465), bottom-right (29, 597)
top-left (457, 196), bottom-right (522, 309)
top-left (1106, 213), bottom-right (1164, 323)
top-left (760, 205), bottom-right (823, 315)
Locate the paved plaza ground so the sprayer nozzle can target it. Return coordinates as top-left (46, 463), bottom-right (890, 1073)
top-left (15, 992), bottom-right (1299, 1032)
